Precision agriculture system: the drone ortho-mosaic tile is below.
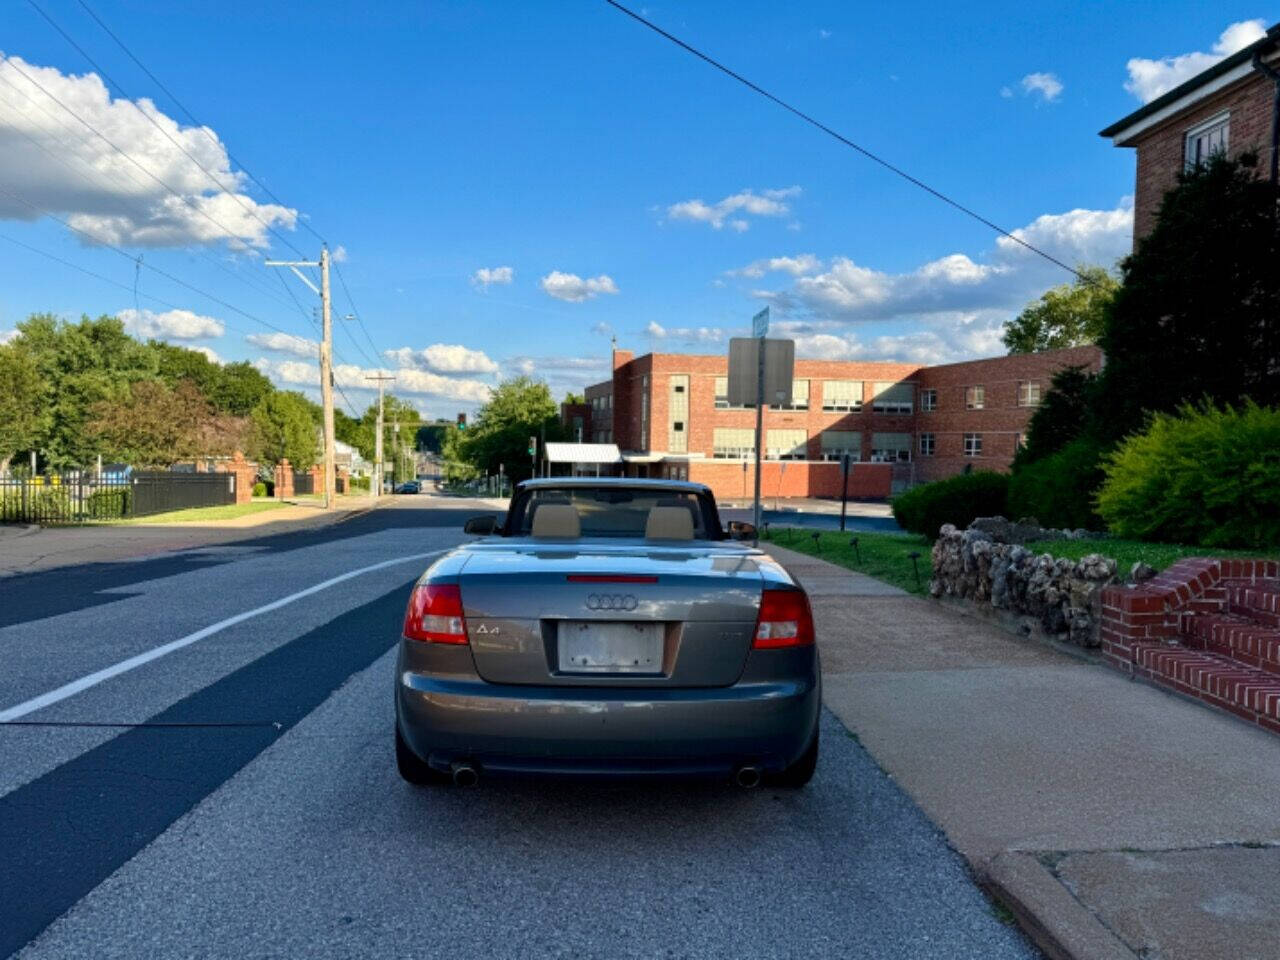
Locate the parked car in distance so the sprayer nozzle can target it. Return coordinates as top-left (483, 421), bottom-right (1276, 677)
top-left (395, 478), bottom-right (821, 788)
top-left (393, 481), bottom-right (420, 494)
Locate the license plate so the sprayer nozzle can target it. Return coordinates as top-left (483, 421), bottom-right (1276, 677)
top-left (558, 621), bottom-right (663, 673)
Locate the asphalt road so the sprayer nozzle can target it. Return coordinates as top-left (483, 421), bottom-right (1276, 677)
top-left (0, 496), bottom-right (1034, 959)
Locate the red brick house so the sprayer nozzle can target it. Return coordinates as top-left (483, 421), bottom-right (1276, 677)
top-left (563, 344), bottom-right (1101, 501)
top-left (1100, 23), bottom-right (1280, 242)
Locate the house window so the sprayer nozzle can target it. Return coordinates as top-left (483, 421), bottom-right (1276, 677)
top-left (822, 380), bottom-right (862, 412)
top-left (921, 388), bottom-right (937, 411)
top-left (773, 379), bottom-right (809, 410)
top-left (965, 385), bottom-right (985, 410)
top-left (1185, 113), bottom-right (1229, 169)
top-left (766, 429), bottom-right (807, 460)
top-left (1017, 381), bottom-right (1041, 407)
top-left (819, 430), bottom-right (861, 462)
top-left (963, 433), bottom-right (983, 457)
top-left (871, 382), bottom-right (913, 414)
top-left (713, 427), bottom-right (754, 459)
top-left (919, 433), bottom-right (935, 457)
top-left (870, 432), bottom-right (912, 462)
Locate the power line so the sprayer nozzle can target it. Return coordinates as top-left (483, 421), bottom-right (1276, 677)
top-left (26, 0), bottom-right (307, 258)
top-left (603, 0), bottom-right (1089, 282)
top-left (72, 0), bottom-right (329, 248)
top-left (332, 260), bottom-right (385, 365)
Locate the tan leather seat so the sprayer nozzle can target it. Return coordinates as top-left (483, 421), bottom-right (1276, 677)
top-left (531, 502), bottom-right (581, 539)
top-left (644, 505), bottom-right (694, 541)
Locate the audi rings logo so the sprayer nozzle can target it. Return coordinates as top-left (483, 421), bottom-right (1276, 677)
top-left (585, 593), bottom-right (639, 612)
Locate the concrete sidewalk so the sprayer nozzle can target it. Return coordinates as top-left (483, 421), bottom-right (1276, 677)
top-left (0, 500), bottom-right (373, 578)
top-left (765, 543), bottom-right (1280, 960)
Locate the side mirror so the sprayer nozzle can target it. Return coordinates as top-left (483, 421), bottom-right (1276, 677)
top-left (464, 515), bottom-right (498, 535)
top-left (727, 520), bottom-right (757, 541)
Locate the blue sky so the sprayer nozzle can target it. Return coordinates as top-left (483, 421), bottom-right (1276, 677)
top-left (0, 1), bottom-right (1274, 417)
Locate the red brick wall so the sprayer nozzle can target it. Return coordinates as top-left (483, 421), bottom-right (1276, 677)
top-left (688, 460), bottom-right (892, 501)
top-left (560, 402), bottom-right (591, 442)
top-left (1126, 71), bottom-right (1274, 240)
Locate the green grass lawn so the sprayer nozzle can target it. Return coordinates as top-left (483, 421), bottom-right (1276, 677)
top-left (1023, 538), bottom-right (1280, 573)
top-left (113, 500), bottom-right (288, 524)
top-left (764, 528), bottom-right (932, 595)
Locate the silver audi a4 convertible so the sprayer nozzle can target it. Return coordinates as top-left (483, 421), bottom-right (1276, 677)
top-left (395, 478), bottom-right (821, 788)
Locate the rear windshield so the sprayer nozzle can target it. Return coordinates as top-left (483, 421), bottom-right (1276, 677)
top-left (508, 487), bottom-right (718, 540)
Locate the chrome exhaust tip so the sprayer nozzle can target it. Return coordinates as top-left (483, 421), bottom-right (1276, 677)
top-left (450, 762), bottom-right (479, 787)
top-left (734, 765), bottom-right (762, 789)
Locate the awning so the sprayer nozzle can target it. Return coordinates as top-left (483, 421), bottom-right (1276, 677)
top-left (545, 442), bottom-right (623, 464)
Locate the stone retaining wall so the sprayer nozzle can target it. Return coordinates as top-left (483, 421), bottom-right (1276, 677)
top-left (930, 522), bottom-right (1118, 647)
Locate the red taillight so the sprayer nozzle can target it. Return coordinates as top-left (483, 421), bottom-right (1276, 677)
top-left (403, 583), bottom-right (468, 644)
top-left (752, 588), bottom-right (815, 649)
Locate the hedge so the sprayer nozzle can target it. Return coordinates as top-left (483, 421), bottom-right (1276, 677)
top-left (892, 471), bottom-right (1010, 539)
top-left (1006, 438), bottom-right (1105, 531)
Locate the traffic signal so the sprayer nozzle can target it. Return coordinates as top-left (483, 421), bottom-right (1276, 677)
top-left (456, 412), bottom-right (467, 431)
top-left (528, 436), bottom-right (537, 456)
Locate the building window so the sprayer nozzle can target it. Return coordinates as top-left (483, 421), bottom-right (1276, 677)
top-left (871, 381), bottom-right (913, 414)
top-left (673, 421), bottom-right (684, 432)
top-left (921, 388), bottom-right (937, 411)
top-left (819, 430), bottom-right (861, 462)
top-left (640, 375), bottom-right (649, 449)
top-left (674, 384), bottom-right (684, 392)
top-left (821, 380), bottom-right (862, 412)
top-left (965, 385), bottom-right (985, 410)
top-left (714, 377), bottom-right (729, 408)
top-left (713, 427), bottom-right (754, 459)
top-left (766, 428), bottom-right (807, 460)
top-left (773, 379), bottom-right (809, 410)
top-left (870, 432), bottom-right (912, 462)
top-left (1185, 113), bottom-right (1229, 169)
top-left (919, 433), bottom-right (935, 457)
top-left (1015, 432), bottom-right (1025, 450)
top-left (1017, 381), bottom-right (1041, 407)
top-left (963, 433), bottom-right (983, 457)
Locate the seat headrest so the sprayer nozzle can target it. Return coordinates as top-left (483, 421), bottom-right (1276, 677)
top-left (531, 502), bottom-right (581, 539)
top-left (645, 505), bottom-right (694, 541)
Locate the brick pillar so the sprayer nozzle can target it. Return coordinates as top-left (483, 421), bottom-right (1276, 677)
top-left (220, 450), bottom-right (256, 504)
top-left (274, 459), bottom-right (294, 499)
top-left (337, 467), bottom-right (349, 495)
top-left (309, 465), bottom-right (322, 492)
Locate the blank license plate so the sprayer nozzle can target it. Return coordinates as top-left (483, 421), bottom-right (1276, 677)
top-left (558, 621), bottom-right (663, 673)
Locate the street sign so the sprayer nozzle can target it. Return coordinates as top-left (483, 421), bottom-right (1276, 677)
top-left (726, 338), bottom-right (795, 408)
top-left (752, 306), bottom-right (769, 338)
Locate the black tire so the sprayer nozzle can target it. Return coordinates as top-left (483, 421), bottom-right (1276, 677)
top-left (395, 724), bottom-right (449, 786)
top-left (767, 728), bottom-right (819, 788)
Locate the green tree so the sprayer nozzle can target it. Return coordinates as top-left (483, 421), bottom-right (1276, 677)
top-left (1094, 154), bottom-right (1280, 446)
top-left (250, 391), bottom-right (320, 468)
top-left (88, 379), bottom-right (210, 467)
top-left (0, 342), bottom-right (45, 474)
top-left (448, 377), bottom-right (564, 482)
top-left (14, 313), bottom-right (157, 468)
top-left (1014, 365), bottom-right (1099, 465)
top-left (563, 391), bottom-right (585, 404)
top-left (151, 341), bottom-right (221, 396)
top-left (1001, 266), bottom-right (1118, 354)
top-left (212, 361), bottom-right (273, 416)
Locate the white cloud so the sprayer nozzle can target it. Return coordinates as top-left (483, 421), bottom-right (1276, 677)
top-left (591, 321), bottom-right (613, 335)
top-left (254, 357), bottom-right (492, 403)
top-left (1020, 72), bottom-right (1064, 102)
top-left (665, 186), bottom-right (801, 230)
top-left (245, 331), bottom-right (318, 358)
top-left (0, 329), bottom-right (18, 345)
top-left (471, 265), bottom-right (514, 288)
top-left (645, 321), bottom-right (730, 345)
top-left (332, 245), bottom-right (348, 263)
top-left (382, 343), bottom-right (499, 374)
top-left (728, 254), bottom-right (822, 279)
top-left (819, 29), bottom-right (832, 40)
top-left (191, 345), bottom-right (221, 364)
top-left (752, 199), bottom-right (1132, 324)
top-left (540, 271), bottom-right (619, 302)
top-left (0, 56), bottom-right (297, 249)
top-left (503, 353), bottom-right (611, 398)
top-left (1000, 86), bottom-right (1014, 99)
top-left (1124, 20), bottom-right (1266, 103)
top-left (118, 308), bottom-right (224, 340)
top-left (778, 314), bottom-right (1008, 367)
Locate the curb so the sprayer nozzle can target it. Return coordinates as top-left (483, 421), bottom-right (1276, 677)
top-left (979, 852), bottom-right (1136, 960)
top-left (0, 524), bottom-right (40, 541)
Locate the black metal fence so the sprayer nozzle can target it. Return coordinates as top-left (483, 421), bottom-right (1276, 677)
top-left (293, 470), bottom-right (315, 495)
top-left (0, 471), bottom-right (237, 525)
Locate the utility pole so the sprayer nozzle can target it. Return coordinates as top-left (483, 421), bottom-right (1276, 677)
top-left (266, 248), bottom-right (336, 509)
top-left (364, 374), bottom-right (395, 499)
top-left (751, 306), bottom-right (769, 542)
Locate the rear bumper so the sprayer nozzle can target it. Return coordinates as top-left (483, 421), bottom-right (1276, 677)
top-left (396, 650), bottom-right (820, 777)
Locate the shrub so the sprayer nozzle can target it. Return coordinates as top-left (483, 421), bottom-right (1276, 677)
top-left (86, 487), bottom-right (130, 519)
top-left (892, 471), bottom-right (1010, 539)
top-left (1007, 438), bottom-right (1105, 530)
top-left (252, 481), bottom-right (267, 498)
top-left (1096, 401), bottom-right (1280, 549)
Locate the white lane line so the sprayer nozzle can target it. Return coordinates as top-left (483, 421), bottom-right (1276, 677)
top-left (0, 550), bottom-right (445, 723)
